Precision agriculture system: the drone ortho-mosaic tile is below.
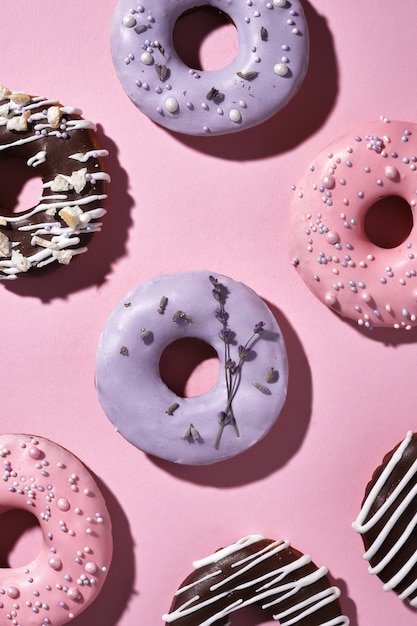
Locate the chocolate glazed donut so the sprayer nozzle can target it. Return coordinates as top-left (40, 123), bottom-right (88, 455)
top-left (163, 535), bottom-right (350, 625)
top-left (0, 86), bottom-right (109, 278)
top-left (353, 431), bottom-right (417, 606)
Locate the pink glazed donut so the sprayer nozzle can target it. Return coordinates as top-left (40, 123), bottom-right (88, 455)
top-left (110, 0), bottom-right (309, 135)
top-left (0, 434), bottom-right (113, 626)
top-left (290, 118), bottom-right (417, 330)
top-left (95, 271), bottom-right (288, 465)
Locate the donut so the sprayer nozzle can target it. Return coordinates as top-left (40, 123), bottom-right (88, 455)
top-left (290, 118), bottom-right (417, 330)
top-left (95, 270), bottom-right (288, 465)
top-left (0, 433), bottom-right (113, 625)
top-left (110, 0), bottom-right (309, 136)
top-left (162, 534), bottom-right (350, 625)
top-left (352, 431), bottom-right (417, 606)
top-left (0, 86), bottom-right (109, 279)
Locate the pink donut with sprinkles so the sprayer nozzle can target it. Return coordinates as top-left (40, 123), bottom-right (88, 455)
top-left (290, 118), bottom-right (417, 330)
top-left (111, 0), bottom-right (309, 136)
top-left (0, 434), bottom-right (113, 626)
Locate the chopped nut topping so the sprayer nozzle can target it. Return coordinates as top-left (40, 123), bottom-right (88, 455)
top-left (51, 168), bottom-right (87, 193)
top-left (70, 168), bottom-right (87, 193)
top-left (11, 250), bottom-right (31, 272)
top-left (0, 232), bottom-right (11, 256)
top-left (0, 103), bottom-right (10, 118)
top-left (31, 236), bottom-right (58, 249)
top-left (47, 105), bottom-right (62, 129)
top-left (59, 205), bottom-right (83, 229)
top-left (6, 110), bottom-right (31, 132)
top-left (52, 249), bottom-right (73, 265)
top-left (10, 92), bottom-right (31, 106)
top-left (51, 174), bottom-right (72, 192)
top-left (0, 86), bottom-right (11, 100)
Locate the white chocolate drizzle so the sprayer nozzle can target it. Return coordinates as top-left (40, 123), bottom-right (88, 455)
top-left (353, 431), bottom-right (417, 604)
top-left (163, 535), bottom-right (350, 625)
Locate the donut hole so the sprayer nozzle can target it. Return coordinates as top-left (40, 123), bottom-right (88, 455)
top-left (364, 195), bottom-right (413, 248)
top-left (159, 337), bottom-right (220, 397)
top-left (0, 509), bottom-right (42, 568)
top-left (0, 156), bottom-right (42, 215)
top-left (173, 6), bottom-right (238, 71)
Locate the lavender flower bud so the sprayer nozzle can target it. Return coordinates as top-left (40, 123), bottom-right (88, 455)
top-left (215, 308), bottom-right (229, 324)
top-left (238, 345), bottom-right (249, 360)
top-left (225, 359), bottom-right (236, 372)
top-left (218, 411), bottom-right (232, 425)
top-left (219, 327), bottom-right (233, 343)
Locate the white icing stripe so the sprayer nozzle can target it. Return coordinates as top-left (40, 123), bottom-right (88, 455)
top-left (273, 587), bottom-right (343, 625)
top-left (367, 502), bottom-right (417, 573)
top-left (163, 537), bottom-right (349, 625)
top-left (27, 150), bottom-right (47, 167)
top-left (232, 539), bottom-right (289, 569)
top-left (363, 475), bottom-right (417, 560)
top-left (69, 149), bottom-right (109, 162)
top-left (174, 570), bottom-right (221, 596)
top-left (398, 576), bottom-right (417, 602)
top-left (352, 431), bottom-right (414, 534)
top-left (210, 540), bottom-right (294, 592)
top-left (382, 549), bottom-right (417, 592)
top-left (353, 431), bottom-right (417, 601)
top-left (3, 194), bottom-right (107, 224)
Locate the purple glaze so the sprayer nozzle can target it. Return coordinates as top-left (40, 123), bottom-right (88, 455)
top-left (95, 271), bottom-right (288, 465)
top-left (110, 0), bottom-right (309, 136)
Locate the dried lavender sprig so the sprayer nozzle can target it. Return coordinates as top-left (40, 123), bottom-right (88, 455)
top-left (210, 276), bottom-right (266, 449)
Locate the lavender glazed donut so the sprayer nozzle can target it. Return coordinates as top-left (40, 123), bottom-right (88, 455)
top-left (110, 0), bottom-right (309, 135)
top-left (290, 118), bottom-right (417, 330)
top-left (95, 271), bottom-right (288, 465)
top-left (0, 86), bottom-right (109, 279)
top-left (353, 431), bottom-right (417, 606)
top-left (162, 535), bottom-right (350, 625)
top-left (0, 433), bottom-right (113, 626)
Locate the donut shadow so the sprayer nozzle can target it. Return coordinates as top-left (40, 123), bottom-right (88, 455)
top-left (163, 0), bottom-right (338, 160)
top-left (3, 125), bottom-right (134, 302)
top-left (69, 474), bottom-right (136, 626)
top-left (324, 303), bottom-right (417, 347)
top-left (149, 302), bottom-right (313, 486)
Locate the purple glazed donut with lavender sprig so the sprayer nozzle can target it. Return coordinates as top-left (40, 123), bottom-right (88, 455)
top-left (95, 271), bottom-right (288, 465)
top-left (110, 0), bottom-right (309, 136)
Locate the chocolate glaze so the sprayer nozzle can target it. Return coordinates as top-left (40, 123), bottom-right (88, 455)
top-left (0, 87), bottom-right (109, 278)
top-left (354, 432), bottom-right (417, 605)
top-left (163, 535), bottom-right (349, 625)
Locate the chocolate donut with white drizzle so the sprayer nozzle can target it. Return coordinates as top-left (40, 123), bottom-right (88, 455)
top-left (163, 535), bottom-right (350, 625)
top-left (0, 86), bottom-right (109, 279)
top-left (353, 431), bottom-right (417, 606)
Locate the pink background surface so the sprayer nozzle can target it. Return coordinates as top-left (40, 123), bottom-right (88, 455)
top-left (1, 1), bottom-right (417, 624)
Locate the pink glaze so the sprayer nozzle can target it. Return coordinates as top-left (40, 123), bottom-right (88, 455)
top-left (290, 118), bottom-right (417, 330)
top-left (95, 271), bottom-right (288, 465)
top-left (111, 0), bottom-right (309, 136)
top-left (0, 434), bottom-right (113, 626)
